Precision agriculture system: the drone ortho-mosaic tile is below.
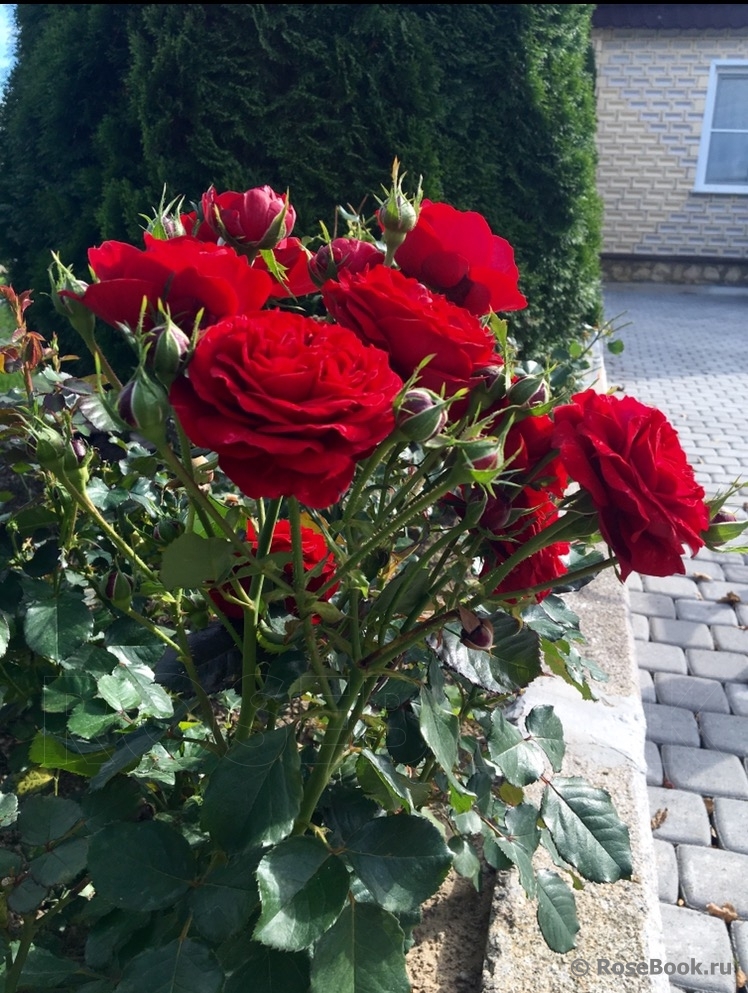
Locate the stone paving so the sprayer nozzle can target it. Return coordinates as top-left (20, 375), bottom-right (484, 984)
top-left (604, 284), bottom-right (748, 993)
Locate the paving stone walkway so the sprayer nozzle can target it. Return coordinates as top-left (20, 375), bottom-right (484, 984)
top-left (604, 284), bottom-right (748, 993)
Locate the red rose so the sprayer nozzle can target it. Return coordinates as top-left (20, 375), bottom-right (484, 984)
top-left (209, 520), bottom-right (338, 620)
top-left (170, 311), bottom-right (403, 508)
top-left (322, 265), bottom-right (499, 398)
top-left (394, 200), bottom-right (527, 317)
top-left (191, 185), bottom-right (296, 251)
top-left (254, 237), bottom-right (317, 299)
top-left (552, 390), bottom-right (709, 580)
top-left (309, 238), bottom-right (384, 285)
top-left (63, 235), bottom-right (272, 333)
top-left (483, 489), bottom-right (569, 602)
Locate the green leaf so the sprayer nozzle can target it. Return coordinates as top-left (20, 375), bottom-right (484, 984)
top-left (29, 838), bottom-right (88, 887)
top-left (29, 731), bottom-right (112, 776)
top-left (97, 663), bottom-right (173, 720)
top-left (7, 876), bottom-right (49, 913)
top-left (88, 820), bottom-right (195, 911)
top-left (0, 609), bottom-right (10, 658)
top-left (535, 870), bottom-right (580, 952)
top-left (160, 532), bottom-right (237, 591)
top-left (68, 699), bottom-right (123, 738)
top-left (90, 723), bottom-right (169, 790)
top-left (492, 803), bottom-right (540, 896)
top-left (104, 617), bottom-right (165, 670)
top-left (346, 815), bottom-right (452, 913)
top-left (418, 687), bottom-right (458, 774)
top-left (81, 777), bottom-right (142, 832)
top-left (385, 706), bottom-right (428, 766)
top-left (0, 791), bottom-right (18, 827)
top-left (202, 726), bottom-right (302, 852)
top-left (11, 945), bottom-right (78, 990)
top-left (24, 591), bottom-right (93, 663)
top-left (356, 751), bottom-right (429, 812)
top-left (448, 836), bottom-right (481, 890)
top-left (488, 711), bottom-right (545, 786)
top-left (525, 705), bottom-right (565, 772)
top-left (117, 938), bottom-right (223, 993)
top-left (490, 612), bottom-right (542, 690)
top-left (311, 902), bottom-right (410, 993)
top-left (431, 628), bottom-right (504, 693)
top-left (254, 837), bottom-right (349, 951)
top-left (17, 795), bottom-right (82, 846)
top-left (85, 908), bottom-right (152, 971)
top-left (541, 778), bottom-right (632, 883)
top-left (606, 338), bottom-right (624, 355)
top-left (190, 851), bottom-right (262, 943)
top-left (0, 848), bottom-right (22, 876)
top-left (42, 671), bottom-right (97, 713)
top-left (223, 944), bottom-right (309, 993)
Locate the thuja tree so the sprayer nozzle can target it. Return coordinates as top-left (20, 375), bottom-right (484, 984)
top-left (0, 4), bottom-right (600, 360)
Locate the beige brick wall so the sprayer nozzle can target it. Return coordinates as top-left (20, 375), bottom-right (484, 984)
top-left (593, 28), bottom-right (748, 258)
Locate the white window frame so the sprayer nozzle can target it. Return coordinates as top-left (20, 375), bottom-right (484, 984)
top-left (695, 60), bottom-right (748, 194)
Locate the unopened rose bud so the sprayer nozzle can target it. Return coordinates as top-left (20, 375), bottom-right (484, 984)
top-left (508, 376), bottom-right (548, 407)
top-left (105, 569), bottom-right (133, 610)
top-left (153, 518), bottom-right (185, 544)
top-left (461, 438), bottom-right (503, 476)
top-left (117, 373), bottom-right (171, 444)
top-left (70, 438), bottom-right (88, 464)
top-left (145, 321), bottom-right (191, 387)
top-left (397, 388), bottom-right (448, 441)
top-left (458, 606), bottom-right (494, 652)
top-left (712, 510), bottom-right (737, 525)
top-left (50, 255), bottom-right (96, 344)
top-left (377, 159), bottom-right (421, 260)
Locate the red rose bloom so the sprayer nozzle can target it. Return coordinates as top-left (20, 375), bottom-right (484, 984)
top-left (63, 234), bottom-right (272, 333)
top-left (483, 489), bottom-right (569, 602)
top-left (552, 390), bottom-right (709, 580)
top-left (189, 185), bottom-right (296, 251)
top-left (170, 311), bottom-right (403, 508)
top-left (322, 265), bottom-right (499, 398)
top-left (210, 520), bottom-right (338, 620)
top-left (309, 238), bottom-right (384, 285)
top-left (394, 200), bottom-right (527, 317)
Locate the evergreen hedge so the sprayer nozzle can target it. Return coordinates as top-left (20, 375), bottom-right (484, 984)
top-left (0, 4), bottom-right (601, 359)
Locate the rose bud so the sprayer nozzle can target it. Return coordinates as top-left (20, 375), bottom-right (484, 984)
top-left (145, 321), bottom-right (192, 387)
top-left (153, 518), bottom-right (186, 544)
top-left (712, 510), bottom-right (737, 525)
top-left (397, 388), bottom-right (448, 442)
top-left (377, 159), bottom-right (421, 261)
top-left (202, 185), bottom-right (296, 255)
top-left (461, 438), bottom-right (503, 475)
top-left (458, 606), bottom-right (494, 652)
top-left (507, 376), bottom-right (548, 408)
top-left (308, 238), bottom-right (384, 286)
top-left (105, 569), bottom-right (133, 610)
top-left (70, 438), bottom-right (88, 464)
top-left (49, 255), bottom-right (96, 344)
top-left (117, 372), bottom-right (171, 444)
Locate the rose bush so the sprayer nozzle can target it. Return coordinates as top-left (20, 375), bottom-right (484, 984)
top-left (61, 233), bottom-right (272, 333)
top-left (322, 264), bottom-right (498, 398)
top-left (553, 389), bottom-right (710, 579)
top-left (9, 169), bottom-right (735, 993)
top-left (170, 309), bottom-right (403, 508)
top-left (394, 199), bottom-right (528, 316)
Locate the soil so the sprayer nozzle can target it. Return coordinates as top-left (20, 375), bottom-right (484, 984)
top-left (407, 862), bottom-right (496, 993)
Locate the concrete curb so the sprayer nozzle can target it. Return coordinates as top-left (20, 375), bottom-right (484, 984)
top-left (482, 568), bottom-right (669, 992)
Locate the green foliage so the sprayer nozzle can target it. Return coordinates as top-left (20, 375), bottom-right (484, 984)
top-left (0, 4), bottom-right (600, 360)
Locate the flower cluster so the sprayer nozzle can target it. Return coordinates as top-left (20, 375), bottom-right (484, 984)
top-left (57, 175), bottom-right (717, 609)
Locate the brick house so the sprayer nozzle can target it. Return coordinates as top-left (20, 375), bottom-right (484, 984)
top-left (592, 4), bottom-right (748, 284)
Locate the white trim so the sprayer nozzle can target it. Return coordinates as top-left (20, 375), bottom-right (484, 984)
top-left (695, 60), bottom-right (748, 195)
